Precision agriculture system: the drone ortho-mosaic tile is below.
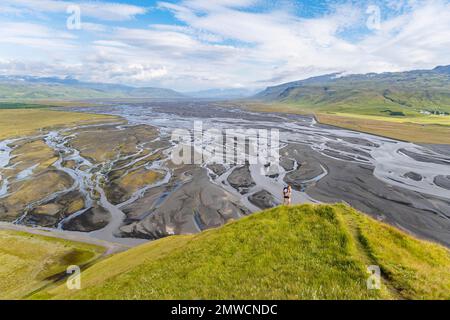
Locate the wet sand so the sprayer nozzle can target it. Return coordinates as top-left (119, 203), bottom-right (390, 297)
top-left (1, 101), bottom-right (449, 247)
top-left (79, 102), bottom-right (449, 246)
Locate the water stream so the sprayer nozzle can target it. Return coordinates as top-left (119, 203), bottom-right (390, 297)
top-left (1, 102), bottom-right (449, 245)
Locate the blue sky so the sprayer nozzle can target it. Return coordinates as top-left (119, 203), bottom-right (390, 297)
top-left (0, 0), bottom-right (449, 91)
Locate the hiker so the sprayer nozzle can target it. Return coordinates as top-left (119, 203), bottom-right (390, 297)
top-left (283, 185), bottom-right (292, 206)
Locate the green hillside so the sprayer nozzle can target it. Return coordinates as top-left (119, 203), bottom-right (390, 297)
top-left (0, 230), bottom-right (105, 299)
top-left (255, 68), bottom-right (450, 117)
top-left (0, 77), bottom-right (186, 100)
top-left (33, 204), bottom-right (450, 300)
top-left (0, 83), bottom-right (109, 100)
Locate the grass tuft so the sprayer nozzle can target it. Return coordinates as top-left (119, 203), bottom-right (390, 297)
top-left (31, 204), bottom-right (450, 300)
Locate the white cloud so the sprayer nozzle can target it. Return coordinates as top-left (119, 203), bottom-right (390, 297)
top-left (0, 22), bottom-right (76, 50)
top-left (359, 0), bottom-right (450, 70)
top-left (110, 64), bottom-right (168, 82)
top-left (0, 0), bottom-right (449, 90)
top-left (81, 22), bottom-right (108, 32)
top-left (0, 0), bottom-right (147, 21)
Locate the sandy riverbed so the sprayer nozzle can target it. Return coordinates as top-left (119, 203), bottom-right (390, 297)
top-left (1, 101), bottom-right (449, 247)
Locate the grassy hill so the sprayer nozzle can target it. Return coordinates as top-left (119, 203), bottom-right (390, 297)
top-left (248, 66), bottom-right (450, 144)
top-left (0, 230), bottom-right (105, 299)
top-left (254, 67), bottom-right (450, 117)
top-left (32, 204), bottom-right (450, 300)
top-left (0, 76), bottom-right (186, 100)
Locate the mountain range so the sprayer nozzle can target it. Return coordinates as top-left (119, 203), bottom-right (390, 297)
top-left (186, 88), bottom-right (258, 99)
top-left (0, 76), bottom-right (187, 100)
top-left (253, 65), bottom-right (450, 116)
top-left (0, 75), bottom-right (258, 100)
top-left (1, 65), bottom-right (450, 112)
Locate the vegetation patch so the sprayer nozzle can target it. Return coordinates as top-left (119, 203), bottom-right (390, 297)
top-left (316, 113), bottom-right (450, 144)
top-left (0, 109), bottom-right (118, 140)
top-left (0, 230), bottom-right (104, 299)
top-left (32, 204), bottom-right (449, 300)
top-left (240, 101), bottom-right (450, 144)
top-left (352, 212), bottom-right (450, 300)
top-left (106, 169), bottom-right (166, 205)
top-left (70, 125), bottom-right (157, 163)
top-left (380, 110), bottom-right (406, 117)
top-left (0, 170), bottom-right (73, 222)
top-left (0, 102), bottom-right (50, 109)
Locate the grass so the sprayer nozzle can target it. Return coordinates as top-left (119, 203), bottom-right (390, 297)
top-left (10, 140), bottom-right (57, 172)
top-left (316, 113), bottom-right (450, 144)
top-left (0, 171), bottom-right (73, 222)
top-left (0, 100), bottom-right (102, 108)
top-left (0, 102), bottom-right (50, 109)
top-left (0, 99), bottom-right (100, 109)
top-left (0, 109), bottom-right (118, 140)
top-left (242, 102), bottom-right (450, 144)
top-left (255, 69), bottom-right (450, 119)
top-left (31, 204), bottom-right (450, 300)
top-left (0, 230), bottom-right (105, 299)
top-left (356, 215), bottom-right (450, 300)
top-left (327, 112), bottom-right (450, 126)
top-left (70, 125), bottom-right (156, 164)
top-left (105, 168), bottom-right (165, 204)
top-left (118, 169), bottom-right (165, 193)
top-left (0, 83), bottom-right (112, 100)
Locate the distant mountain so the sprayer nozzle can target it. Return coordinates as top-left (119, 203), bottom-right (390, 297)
top-left (187, 88), bottom-right (259, 99)
top-left (0, 76), bottom-right (187, 100)
top-left (434, 65), bottom-right (450, 75)
top-left (254, 73), bottom-right (341, 101)
top-left (253, 66), bottom-right (450, 116)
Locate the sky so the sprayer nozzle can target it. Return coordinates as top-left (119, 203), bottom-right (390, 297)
top-left (0, 0), bottom-right (449, 91)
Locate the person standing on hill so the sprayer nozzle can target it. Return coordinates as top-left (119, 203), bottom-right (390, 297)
top-left (283, 185), bottom-right (292, 206)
